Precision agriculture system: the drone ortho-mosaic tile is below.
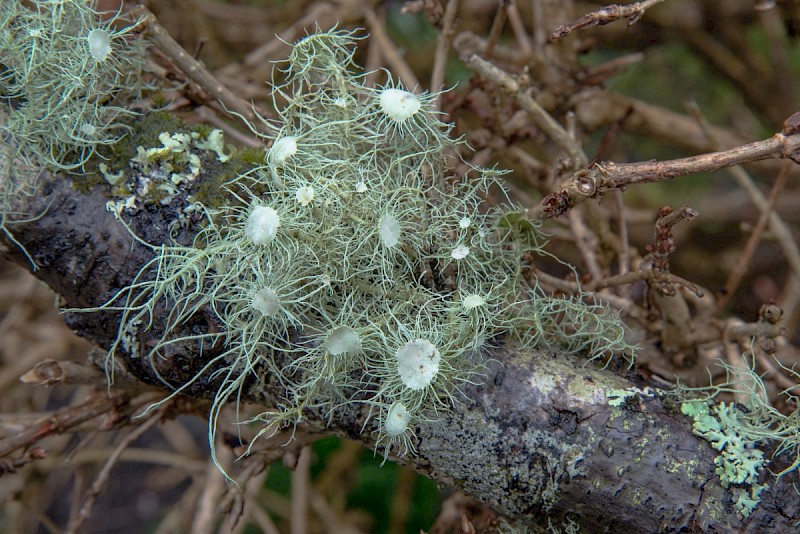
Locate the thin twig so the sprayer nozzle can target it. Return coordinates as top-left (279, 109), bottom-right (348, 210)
top-left (614, 190), bottom-right (631, 281)
top-left (587, 269), bottom-right (704, 298)
top-left (364, 35), bottom-right (383, 88)
top-left (506, 0), bottom-right (532, 57)
top-left (528, 130), bottom-right (800, 219)
top-left (532, 269), bottom-right (644, 320)
top-left (388, 466), bottom-right (416, 534)
top-left (722, 322), bottom-right (752, 406)
top-left (290, 445), bottom-right (311, 534)
top-left (66, 411), bottom-right (162, 534)
top-left (551, 0), bottom-right (669, 40)
top-left (455, 34), bottom-right (587, 166)
top-left (568, 210), bottom-right (603, 281)
top-left (20, 359), bottom-right (105, 386)
top-left (365, 8), bottom-right (420, 90)
top-left (129, 6), bottom-right (260, 125)
top-left (0, 390), bottom-right (130, 458)
top-left (717, 161), bottom-right (791, 312)
top-left (530, 0), bottom-right (547, 52)
top-left (484, 0), bottom-right (509, 59)
top-left (216, 3), bottom-right (335, 78)
top-left (193, 439), bottom-right (230, 534)
top-left (684, 104), bottom-right (800, 316)
top-left (431, 0), bottom-right (460, 110)
top-left (0, 446), bottom-right (46, 474)
top-left (758, 352), bottom-right (800, 396)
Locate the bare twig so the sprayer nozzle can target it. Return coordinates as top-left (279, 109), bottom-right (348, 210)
top-left (0, 446), bottom-right (46, 474)
top-left (650, 206), bottom-right (699, 275)
top-left (484, 0), bottom-right (509, 59)
top-left (388, 465), bottom-right (416, 534)
top-left (581, 52), bottom-right (645, 85)
top-left (66, 411), bottom-right (162, 534)
top-left (129, 6), bottom-right (260, 125)
top-left (193, 440), bottom-right (231, 534)
top-left (0, 390), bottom-right (130, 458)
top-left (20, 359), bottom-right (104, 386)
top-left (568, 210), bottom-right (603, 281)
top-left (431, 0), bottom-right (460, 110)
top-left (365, 8), bottom-right (420, 90)
top-left (551, 0), bottom-right (669, 40)
top-left (401, 0), bottom-right (444, 25)
top-left (290, 445), bottom-right (311, 534)
top-left (717, 161), bottom-right (791, 312)
top-left (506, 0), bottom-right (532, 57)
top-left (685, 105), bottom-right (800, 318)
top-left (588, 269), bottom-right (704, 298)
top-left (455, 34), bottom-right (588, 166)
top-left (530, 0), bottom-right (547, 52)
top-left (613, 190), bottom-right (631, 282)
top-left (214, 3), bottom-right (336, 79)
top-left (528, 130), bottom-right (800, 219)
top-left (758, 352), bottom-right (800, 396)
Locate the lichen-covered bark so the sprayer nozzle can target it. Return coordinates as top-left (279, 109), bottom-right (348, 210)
top-left (3, 169), bottom-right (799, 532)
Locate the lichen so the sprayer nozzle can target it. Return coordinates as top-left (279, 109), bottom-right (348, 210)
top-left (82, 29), bottom-right (635, 478)
top-left (0, 0), bottom-right (146, 170)
top-left (672, 353), bottom-right (800, 518)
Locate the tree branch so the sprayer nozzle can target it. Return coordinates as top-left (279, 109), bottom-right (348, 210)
top-left (2, 148), bottom-right (799, 531)
top-left (528, 130), bottom-right (800, 219)
top-left (551, 0), bottom-right (669, 40)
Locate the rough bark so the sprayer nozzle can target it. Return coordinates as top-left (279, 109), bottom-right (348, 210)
top-left (3, 167), bottom-right (799, 532)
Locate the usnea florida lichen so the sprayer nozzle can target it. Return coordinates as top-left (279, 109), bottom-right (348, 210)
top-left (0, 0), bottom-right (146, 264)
top-left (86, 30), bottom-right (633, 475)
top-left (0, 0), bottom-right (146, 170)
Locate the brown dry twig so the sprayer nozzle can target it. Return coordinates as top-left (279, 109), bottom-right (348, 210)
top-left (430, 0), bottom-right (460, 111)
top-left (717, 161), bottom-right (791, 312)
top-left (66, 411), bottom-right (163, 534)
top-left (20, 358), bottom-right (105, 386)
top-left (365, 8), bottom-right (420, 91)
top-left (0, 447), bottom-right (46, 475)
top-left (454, 32), bottom-right (588, 167)
top-left (551, 0), bottom-right (669, 40)
top-left (401, 0), bottom-right (444, 26)
top-left (649, 206), bottom-right (698, 274)
top-left (529, 130), bottom-right (800, 219)
top-left (0, 390), bottom-right (131, 458)
top-left (589, 269), bottom-right (704, 298)
top-left (129, 6), bottom-right (261, 125)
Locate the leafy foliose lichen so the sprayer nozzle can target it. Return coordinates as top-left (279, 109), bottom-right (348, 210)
top-left (88, 29), bottom-right (634, 475)
top-left (680, 400), bottom-right (766, 487)
top-left (677, 353), bottom-right (800, 517)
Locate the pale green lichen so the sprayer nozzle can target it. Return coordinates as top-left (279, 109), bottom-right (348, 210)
top-left (85, 30), bottom-right (635, 477)
top-left (680, 400), bottom-right (766, 488)
top-left (0, 0), bottom-right (147, 265)
top-left (0, 0), bottom-right (146, 170)
top-left (606, 386), bottom-right (656, 407)
top-left (103, 128), bottom-right (231, 211)
top-left (676, 352), bottom-right (800, 517)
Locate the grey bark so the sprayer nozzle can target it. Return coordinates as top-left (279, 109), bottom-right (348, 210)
top-left (3, 169), bottom-right (799, 532)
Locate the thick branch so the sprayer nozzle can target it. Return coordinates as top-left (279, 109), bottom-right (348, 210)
top-left (2, 165), bottom-right (799, 531)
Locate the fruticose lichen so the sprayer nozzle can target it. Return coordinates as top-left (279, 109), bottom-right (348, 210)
top-left (89, 30), bottom-right (633, 475)
top-left (0, 0), bottom-right (146, 262)
top-left (0, 0), bottom-right (146, 170)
